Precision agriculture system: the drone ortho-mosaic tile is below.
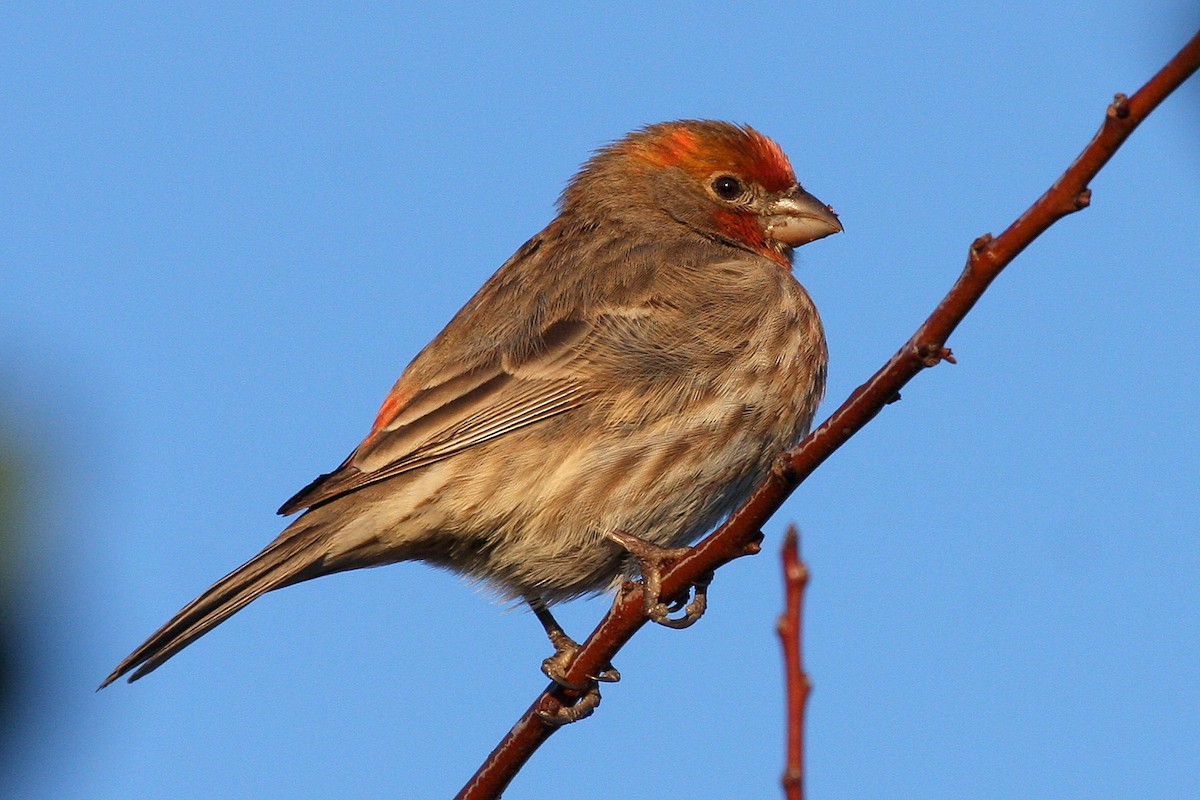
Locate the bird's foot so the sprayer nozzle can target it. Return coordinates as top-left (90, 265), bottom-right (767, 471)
top-left (535, 630), bottom-right (619, 726)
top-left (605, 530), bottom-right (712, 629)
top-left (536, 685), bottom-right (603, 726)
top-left (539, 629), bottom-right (621, 690)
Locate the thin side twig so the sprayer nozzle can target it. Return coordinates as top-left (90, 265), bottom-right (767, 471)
top-left (778, 525), bottom-right (810, 800)
top-left (455, 28), bottom-right (1200, 800)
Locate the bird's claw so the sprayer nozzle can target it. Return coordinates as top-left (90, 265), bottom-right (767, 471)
top-left (540, 630), bottom-right (619, 690)
top-left (605, 530), bottom-right (711, 629)
top-left (648, 572), bottom-right (710, 629)
top-left (537, 684), bottom-right (602, 726)
top-left (531, 601), bottom-right (617, 726)
top-left (532, 597), bottom-right (620, 691)
top-left (541, 652), bottom-right (620, 691)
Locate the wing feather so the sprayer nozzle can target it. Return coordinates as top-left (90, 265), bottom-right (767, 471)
top-left (277, 325), bottom-right (594, 515)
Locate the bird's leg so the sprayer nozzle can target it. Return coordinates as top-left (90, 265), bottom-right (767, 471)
top-left (529, 597), bottom-right (620, 691)
top-left (528, 597), bottom-right (619, 726)
top-left (605, 530), bottom-right (711, 629)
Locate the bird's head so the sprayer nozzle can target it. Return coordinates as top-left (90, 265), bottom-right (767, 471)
top-left (563, 120), bottom-right (842, 267)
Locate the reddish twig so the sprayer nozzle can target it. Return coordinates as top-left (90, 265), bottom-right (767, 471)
top-left (455, 28), bottom-right (1200, 800)
top-left (778, 525), bottom-right (810, 800)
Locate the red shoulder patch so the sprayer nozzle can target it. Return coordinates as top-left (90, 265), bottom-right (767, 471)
top-left (364, 384), bottom-right (415, 445)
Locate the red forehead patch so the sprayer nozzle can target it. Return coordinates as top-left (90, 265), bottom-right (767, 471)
top-left (630, 121), bottom-right (796, 193)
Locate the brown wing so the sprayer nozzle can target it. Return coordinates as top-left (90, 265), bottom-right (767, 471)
top-left (277, 316), bottom-right (595, 515)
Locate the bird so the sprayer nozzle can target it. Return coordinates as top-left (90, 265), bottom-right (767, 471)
top-left (101, 120), bottom-right (841, 695)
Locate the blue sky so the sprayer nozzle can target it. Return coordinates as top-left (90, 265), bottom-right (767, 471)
top-left (2, 3), bottom-right (1197, 799)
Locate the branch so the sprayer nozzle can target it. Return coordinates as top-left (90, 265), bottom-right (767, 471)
top-left (455, 28), bottom-right (1200, 800)
top-left (778, 525), bottom-right (810, 800)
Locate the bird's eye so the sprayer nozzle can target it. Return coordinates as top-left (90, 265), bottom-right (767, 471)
top-left (711, 175), bottom-right (745, 201)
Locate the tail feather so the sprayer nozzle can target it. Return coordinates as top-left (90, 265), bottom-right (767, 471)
top-left (100, 521), bottom-right (336, 689)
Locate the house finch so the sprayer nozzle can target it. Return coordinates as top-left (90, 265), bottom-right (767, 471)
top-left (102, 120), bottom-right (840, 693)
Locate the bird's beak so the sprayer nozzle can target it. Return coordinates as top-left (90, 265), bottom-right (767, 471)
top-left (764, 187), bottom-right (843, 247)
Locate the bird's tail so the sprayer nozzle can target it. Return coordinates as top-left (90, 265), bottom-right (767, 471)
top-left (100, 514), bottom-right (361, 689)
